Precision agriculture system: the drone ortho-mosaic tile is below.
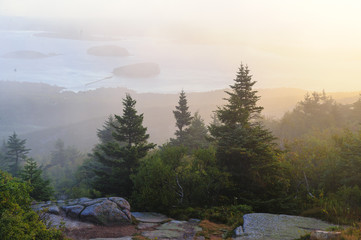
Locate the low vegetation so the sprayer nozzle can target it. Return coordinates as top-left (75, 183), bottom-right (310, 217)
top-left (0, 170), bottom-right (67, 239)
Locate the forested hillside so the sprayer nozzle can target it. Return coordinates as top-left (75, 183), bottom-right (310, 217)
top-left (1, 81), bottom-right (361, 155)
top-left (2, 65), bottom-right (361, 239)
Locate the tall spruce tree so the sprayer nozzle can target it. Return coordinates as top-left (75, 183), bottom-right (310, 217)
top-left (20, 158), bottom-right (53, 201)
top-left (173, 90), bottom-right (193, 144)
top-left (93, 94), bottom-right (155, 197)
top-left (209, 64), bottom-right (287, 200)
top-left (182, 112), bottom-right (210, 151)
top-left (96, 115), bottom-right (119, 144)
top-left (6, 132), bottom-right (30, 176)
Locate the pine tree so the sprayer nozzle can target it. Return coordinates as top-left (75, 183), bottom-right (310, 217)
top-left (209, 64), bottom-right (286, 199)
top-left (0, 141), bottom-right (8, 172)
top-left (93, 94), bottom-right (155, 196)
top-left (50, 139), bottom-right (66, 167)
top-left (172, 90), bottom-right (193, 144)
top-left (20, 158), bottom-right (53, 201)
top-left (96, 115), bottom-right (119, 144)
top-left (182, 112), bottom-right (209, 151)
top-left (6, 132), bottom-right (30, 176)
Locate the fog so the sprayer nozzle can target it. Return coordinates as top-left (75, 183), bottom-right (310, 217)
top-left (1, 0), bottom-right (361, 92)
top-left (2, 0), bottom-right (361, 154)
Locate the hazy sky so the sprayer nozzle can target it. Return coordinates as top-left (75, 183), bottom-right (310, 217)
top-left (1, 0), bottom-right (361, 92)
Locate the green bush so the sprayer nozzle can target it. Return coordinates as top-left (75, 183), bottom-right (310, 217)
top-left (0, 170), bottom-right (66, 240)
top-left (169, 204), bottom-right (252, 226)
top-left (131, 146), bottom-right (232, 212)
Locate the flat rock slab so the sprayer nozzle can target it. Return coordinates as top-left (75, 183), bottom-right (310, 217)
top-left (136, 222), bottom-right (159, 230)
top-left (89, 238), bottom-right (132, 240)
top-left (132, 212), bottom-right (169, 223)
top-left (142, 229), bottom-right (184, 239)
top-left (44, 213), bottom-right (94, 231)
top-left (234, 213), bottom-right (339, 240)
top-left (142, 219), bottom-right (202, 240)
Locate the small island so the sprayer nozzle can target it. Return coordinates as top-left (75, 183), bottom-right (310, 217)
top-left (113, 62), bottom-right (160, 78)
top-left (2, 50), bottom-right (58, 59)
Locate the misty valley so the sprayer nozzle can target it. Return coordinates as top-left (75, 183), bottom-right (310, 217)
top-left (2, 3), bottom-right (361, 238)
top-left (2, 66), bottom-right (361, 239)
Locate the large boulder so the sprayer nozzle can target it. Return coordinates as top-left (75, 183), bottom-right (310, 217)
top-left (32, 197), bottom-right (131, 226)
top-left (80, 199), bottom-right (130, 225)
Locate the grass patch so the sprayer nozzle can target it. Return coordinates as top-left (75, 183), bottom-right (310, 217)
top-left (168, 204), bottom-right (252, 225)
top-left (340, 223), bottom-right (361, 240)
top-left (197, 220), bottom-right (232, 239)
top-left (168, 205), bottom-right (252, 238)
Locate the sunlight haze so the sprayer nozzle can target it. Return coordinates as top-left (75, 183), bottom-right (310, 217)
top-left (1, 0), bottom-right (361, 92)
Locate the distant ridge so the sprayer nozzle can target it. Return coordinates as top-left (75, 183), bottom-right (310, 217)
top-left (1, 81), bottom-right (360, 155)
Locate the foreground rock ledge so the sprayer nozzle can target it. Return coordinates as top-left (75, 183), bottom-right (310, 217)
top-left (234, 213), bottom-right (340, 240)
top-left (32, 197), bottom-right (131, 226)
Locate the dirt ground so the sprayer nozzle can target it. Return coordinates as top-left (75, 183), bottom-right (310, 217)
top-left (64, 224), bottom-right (138, 240)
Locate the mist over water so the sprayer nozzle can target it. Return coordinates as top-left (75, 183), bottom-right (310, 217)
top-left (0, 30), bottom-right (238, 93)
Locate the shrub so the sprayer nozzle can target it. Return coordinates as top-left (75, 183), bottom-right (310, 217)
top-left (0, 170), bottom-right (67, 240)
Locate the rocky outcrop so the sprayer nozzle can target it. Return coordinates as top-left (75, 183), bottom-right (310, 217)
top-left (131, 213), bottom-right (202, 240)
top-left (234, 213), bottom-right (340, 240)
top-left (32, 197), bottom-right (131, 226)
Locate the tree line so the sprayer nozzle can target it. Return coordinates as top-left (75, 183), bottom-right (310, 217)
top-left (2, 63), bottom-right (361, 232)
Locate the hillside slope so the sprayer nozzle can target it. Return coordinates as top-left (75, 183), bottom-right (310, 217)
top-left (1, 81), bottom-right (360, 155)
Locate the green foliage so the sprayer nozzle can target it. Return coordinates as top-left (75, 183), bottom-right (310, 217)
top-left (181, 112), bottom-right (210, 151)
top-left (20, 158), bottom-right (53, 201)
top-left (131, 145), bottom-right (232, 212)
top-left (6, 132), bottom-right (30, 176)
top-left (0, 170), bottom-right (66, 240)
top-left (92, 94), bottom-right (155, 197)
top-left (264, 91), bottom-right (361, 144)
top-left (284, 128), bottom-right (361, 224)
top-left (0, 141), bottom-right (9, 172)
top-left (44, 140), bottom-right (86, 199)
top-left (209, 64), bottom-right (289, 202)
top-left (172, 90), bottom-right (193, 144)
top-left (96, 115), bottom-right (119, 144)
top-left (168, 204), bottom-right (252, 232)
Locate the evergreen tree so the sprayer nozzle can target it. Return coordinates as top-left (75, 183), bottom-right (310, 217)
top-left (182, 112), bottom-right (210, 151)
top-left (50, 139), bottom-right (67, 167)
top-left (209, 64), bottom-right (287, 201)
top-left (93, 94), bottom-right (155, 197)
top-left (173, 90), bottom-right (193, 144)
top-left (44, 141), bottom-right (85, 199)
top-left (6, 132), bottom-right (30, 176)
top-left (20, 158), bottom-right (53, 201)
top-left (0, 141), bottom-right (8, 172)
top-left (97, 115), bottom-right (119, 144)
